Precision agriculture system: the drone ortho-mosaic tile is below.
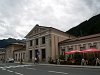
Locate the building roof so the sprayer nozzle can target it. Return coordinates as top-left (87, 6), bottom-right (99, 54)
top-left (0, 52), bottom-right (5, 55)
top-left (10, 43), bottom-right (25, 46)
top-left (0, 48), bottom-right (6, 52)
top-left (25, 24), bottom-right (75, 38)
top-left (14, 47), bottom-right (26, 52)
top-left (59, 33), bottom-right (100, 45)
top-left (5, 43), bottom-right (26, 48)
top-left (0, 48), bottom-right (5, 55)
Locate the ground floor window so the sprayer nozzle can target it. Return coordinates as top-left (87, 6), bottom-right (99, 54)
top-left (41, 49), bottom-right (46, 61)
top-left (29, 50), bottom-right (32, 61)
top-left (23, 53), bottom-right (25, 60)
top-left (35, 49), bottom-right (39, 58)
top-left (15, 54), bottom-right (17, 61)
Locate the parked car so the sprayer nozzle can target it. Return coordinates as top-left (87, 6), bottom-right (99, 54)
top-left (6, 58), bottom-right (14, 63)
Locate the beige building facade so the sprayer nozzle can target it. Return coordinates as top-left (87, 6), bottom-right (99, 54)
top-left (0, 52), bottom-right (5, 61)
top-left (14, 47), bottom-right (26, 62)
top-left (5, 43), bottom-right (26, 62)
top-left (0, 48), bottom-right (5, 61)
top-left (59, 33), bottom-right (100, 56)
top-left (25, 24), bottom-right (75, 62)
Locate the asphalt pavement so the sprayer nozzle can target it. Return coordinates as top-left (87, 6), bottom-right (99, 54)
top-left (0, 62), bottom-right (100, 75)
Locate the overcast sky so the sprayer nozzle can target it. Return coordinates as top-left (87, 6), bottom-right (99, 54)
top-left (0, 0), bottom-right (100, 39)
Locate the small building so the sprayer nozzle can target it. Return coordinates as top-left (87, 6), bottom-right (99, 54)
top-left (59, 33), bottom-right (100, 57)
top-left (25, 24), bottom-right (75, 62)
top-left (5, 43), bottom-right (26, 62)
top-left (0, 48), bottom-right (5, 61)
top-left (14, 47), bottom-right (26, 62)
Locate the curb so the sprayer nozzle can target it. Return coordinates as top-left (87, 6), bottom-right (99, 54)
top-left (38, 64), bottom-right (100, 69)
top-left (14, 62), bottom-right (100, 69)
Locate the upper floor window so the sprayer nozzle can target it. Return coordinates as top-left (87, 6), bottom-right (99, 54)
top-left (92, 42), bottom-right (97, 48)
top-left (30, 40), bottom-right (32, 46)
top-left (69, 48), bottom-right (73, 51)
top-left (88, 43), bottom-right (92, 48)
top-left (61, 49), bottom-right (65, 56)
top-left (83, 44), bottom-right (86, 47)
top-left (80, 47), bottom-right (85, 50)
top-left (36, 39), bottom-right (38, 45)
top-left (67, 46), bottom-right (73, 51)
top-left (80, 44), bottom-right (86, 50)
top-left (71, 46), bottom-right (73, 48)
top-left (19, 53), bottom-right (20, 59)
top-left (23, 53), bottom-right (25, 59)
top-left (78, 44), bottom-right (81, 47)
top-left (74, 45), bottom-right (77, 50)
top-left (42, 37), bottom-right (45, 44)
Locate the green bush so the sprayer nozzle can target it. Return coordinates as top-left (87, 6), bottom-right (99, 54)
top-left (59, 55), bottom-right (65, 60)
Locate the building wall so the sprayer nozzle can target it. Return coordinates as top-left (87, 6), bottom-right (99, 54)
top-left (59, 36), bottom-right (100, 57)
top-left (5, 44), bottom-right (26, 61)
top-left (0, 53), bottom-right (5, 61)
top-left (14, 50), bottom-right (26, 62)
top-left (14, 45), bottom-right (24, 51)
top-left (5, 45), bottom-right (14, 60)
top-left (25, 31), bottom-right (51, 62)
top-left (50, 32), bottom-right (71, 60)
top-left (25, 27), bottom-right (74, 62)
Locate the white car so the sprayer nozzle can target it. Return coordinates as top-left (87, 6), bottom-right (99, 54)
top-left (7, 58), bottom-right (14, 63)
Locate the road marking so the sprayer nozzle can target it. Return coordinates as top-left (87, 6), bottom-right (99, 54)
top-left (2, 68), bottom-right (6, 70)
top-left (0, 65), bottom-right (32, 69)
top-left (27, 68), bottom-right (37, 70)
top-left (7, 70), bottom-right (13, 72)
top-left (48, 71), bottom-right (68, 74)
top-left (0, 65), bottom-right (26, 75)
top-left (15, 72), bottom-right (23, 75)
top-left (48, 71), bottom-right (56, 72)
top-left (0, 64), bottom-right (6, 65)
top-left (0, 67), bottom-right (3, 69)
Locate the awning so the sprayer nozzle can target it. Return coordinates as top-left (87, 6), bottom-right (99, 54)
top-left (65, 50), bottom-right (81, 54)
top-left (81, 48), bottom-right (100, 53)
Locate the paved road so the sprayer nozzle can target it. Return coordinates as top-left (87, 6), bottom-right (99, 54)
top-left (0, 63), bottom-right (100, 75)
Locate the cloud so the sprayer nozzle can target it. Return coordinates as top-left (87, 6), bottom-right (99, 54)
top-left (0, 0), bottom-right (100, 39)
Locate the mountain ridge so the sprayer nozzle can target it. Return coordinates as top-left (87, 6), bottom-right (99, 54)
top-left (0, 38), bottom-right (25, 48)
top-left (66, 14), bottom-right (100, 37)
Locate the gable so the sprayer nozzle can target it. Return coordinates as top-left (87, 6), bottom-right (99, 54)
top-left (25, 24), bottom-right (50, 38)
